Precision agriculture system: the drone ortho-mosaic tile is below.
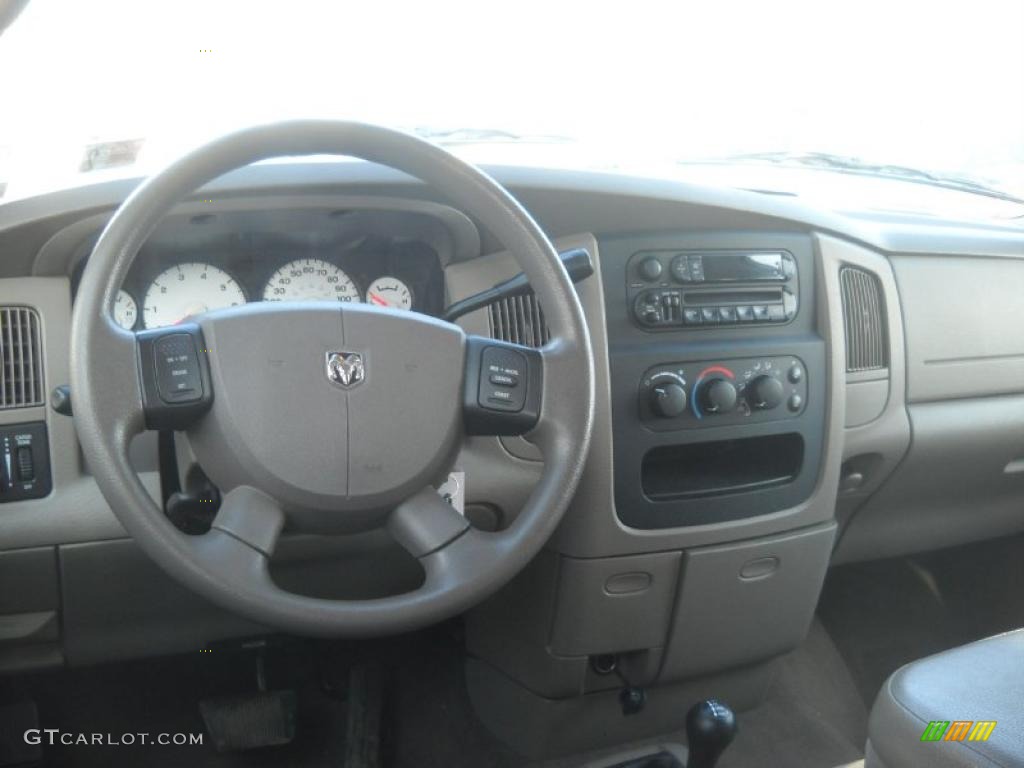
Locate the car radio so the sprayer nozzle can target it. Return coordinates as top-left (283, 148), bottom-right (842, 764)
top-left (627, 249), bottom-right (799, 330)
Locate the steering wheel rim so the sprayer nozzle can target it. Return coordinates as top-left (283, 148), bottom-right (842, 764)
top-left (69, 121), bottom-right (595, 637)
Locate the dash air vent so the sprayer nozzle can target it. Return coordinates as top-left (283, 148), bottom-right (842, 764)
top-left (0, 307), bottom-right (44, 409)
top-left (839, 267), bottom-right (887, 372)
top-left (488, 293), bottom-right (550, 348)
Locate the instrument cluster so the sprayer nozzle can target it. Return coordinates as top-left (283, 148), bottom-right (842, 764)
top-left (91, 234), bottom-right (442, 331)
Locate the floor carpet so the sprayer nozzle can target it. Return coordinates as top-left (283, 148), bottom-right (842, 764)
top-left (2, 618), bottom-right (867, 768)
top-left (24, 526), bottom-right (1024, 768)
top-left (819, 532), bottom-right (1024, 709)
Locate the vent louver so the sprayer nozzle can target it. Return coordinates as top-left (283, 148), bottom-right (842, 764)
top-left (0, 307), bottom-right (45, 409)
top-left (487, 292), bottom-right (550, 348)
top-left (839, 267), bottom-right (887, 372)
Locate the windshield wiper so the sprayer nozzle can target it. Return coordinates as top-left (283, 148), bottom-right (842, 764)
top-left (683, 151), bottom-right (1024, 205)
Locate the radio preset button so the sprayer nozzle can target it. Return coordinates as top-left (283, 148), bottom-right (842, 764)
top-left (735, 306), bottom-right (753, 322)
top-left (683, 308), bottom-right (702, 325)
top-left (718, 306), bottom-right (737, 323)
top-left (768, 304), bottom-right (786, 321)
top-left (700, 307), bottom-right (719, 324)
top-left (752, 305), bottom-right (770, 321)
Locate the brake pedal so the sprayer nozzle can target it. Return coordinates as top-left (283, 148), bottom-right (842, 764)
top-left (198, 646), bottom-right (297, 752)
top-left (199, 690), bottom-right (297, 752)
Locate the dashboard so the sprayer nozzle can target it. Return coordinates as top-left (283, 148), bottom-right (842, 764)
top-left (1, 158), bottom-right (1024, 711)
top-left (69, 208), bottom-right (447, 330)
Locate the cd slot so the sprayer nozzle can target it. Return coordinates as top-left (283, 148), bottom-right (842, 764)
top-left (684, 289), bottom-right (783, 305)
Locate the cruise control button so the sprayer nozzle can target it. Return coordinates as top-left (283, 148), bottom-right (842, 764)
top-left (153, 334), bottom-right (202, 403)
top-left (479, 346), bottom-right (528, 412)
top-left (489, 373), bottom-right (518, 387)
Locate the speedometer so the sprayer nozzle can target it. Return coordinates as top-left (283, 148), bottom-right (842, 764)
top-left (143, 262), bottom-right (246, 329)
top-left (262, 259), bottom-right (361, 303)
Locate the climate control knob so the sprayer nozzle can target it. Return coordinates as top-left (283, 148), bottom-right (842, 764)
top-left (650, 381), bottom-right (687, 418)
top-left (748, 374), bottom-right (784, 410)
top-left (699, 378), bottom-right (738, 414)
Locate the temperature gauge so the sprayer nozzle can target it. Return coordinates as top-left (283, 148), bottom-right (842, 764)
top-left (365, 276), bottom-right (413, 311)
top-left (113, 290), bottom-right (138, 330)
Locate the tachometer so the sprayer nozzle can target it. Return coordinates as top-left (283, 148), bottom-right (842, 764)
top-left (365, 276), bottom-right (413, 310)
top-left (113, 289), bottom-right (138, 329)
top-left (262, 259), bottom-right (361, 303)
top-left (143, 262), bottom-right (246, 329)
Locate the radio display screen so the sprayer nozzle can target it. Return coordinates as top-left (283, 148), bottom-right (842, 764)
top-left (703, 252), bottom-right (786, 282)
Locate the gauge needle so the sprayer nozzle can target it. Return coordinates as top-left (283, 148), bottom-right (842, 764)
top-left (369, 292), bottom-right (388, 307)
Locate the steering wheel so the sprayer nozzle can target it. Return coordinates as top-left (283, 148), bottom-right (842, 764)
top-left (70, 121), bottom-right (595, 637)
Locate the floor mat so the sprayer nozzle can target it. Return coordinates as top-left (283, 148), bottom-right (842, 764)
top-left (3, 619), bottom-right (867, 768)
top-left (819, 533), bottom-right (1024, 709)
top-left (1, 640), bottom-right (346, 768)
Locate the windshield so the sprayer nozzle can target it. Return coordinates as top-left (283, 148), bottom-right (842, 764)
top-left (2, 0), bottom-right (1022, 217)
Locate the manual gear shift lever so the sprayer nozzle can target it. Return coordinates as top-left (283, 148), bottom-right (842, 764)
top-left (685, 699), bottom-right (737, 768)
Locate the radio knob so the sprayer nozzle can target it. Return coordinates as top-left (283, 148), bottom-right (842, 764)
top-left (638, 256), bottom-right (663, 281)
top-left (699, 378), bottom-right (738, 414)
top-left (650, 381), bottom-right (687, 418)
top-left (748, 374), bottom-right (784, 410)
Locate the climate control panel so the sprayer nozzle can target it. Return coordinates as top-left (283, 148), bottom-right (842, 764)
top-left (638, 356), bottom-right (807, 430)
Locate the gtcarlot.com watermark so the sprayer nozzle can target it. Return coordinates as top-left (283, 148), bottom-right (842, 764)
top-left (25, 729), bottom-right (203, 747)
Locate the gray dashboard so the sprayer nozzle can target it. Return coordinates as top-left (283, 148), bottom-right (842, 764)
top-left (1, 160), bottom-right (1023, 689)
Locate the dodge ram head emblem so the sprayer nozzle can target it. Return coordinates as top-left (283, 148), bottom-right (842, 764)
top-left (325, 351), bottom-right (365, 389)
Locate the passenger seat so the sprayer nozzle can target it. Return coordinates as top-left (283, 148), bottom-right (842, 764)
top-left (865, 629), bottom-right (1024, 767)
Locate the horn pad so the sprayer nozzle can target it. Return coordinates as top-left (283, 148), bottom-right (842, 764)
top-left (187, 302), bottom-right (465, 532)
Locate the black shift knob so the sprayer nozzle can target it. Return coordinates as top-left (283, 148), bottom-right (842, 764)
top-left (685, 699), bottom-right (736, 768)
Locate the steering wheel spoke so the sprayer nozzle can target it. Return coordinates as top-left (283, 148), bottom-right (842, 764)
top-left (388, 486), bottom-right (470, 558)
top-left (462, 334), bottom-right (544, 436)
top-left (209, 485), bottom-right (286, 557)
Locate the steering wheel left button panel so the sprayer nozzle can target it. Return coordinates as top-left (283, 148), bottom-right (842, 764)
top-left (136, 323), bottom-right (214, 430)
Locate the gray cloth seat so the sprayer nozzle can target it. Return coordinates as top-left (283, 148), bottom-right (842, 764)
top-left (866, 628), bottom-right (1024, 767)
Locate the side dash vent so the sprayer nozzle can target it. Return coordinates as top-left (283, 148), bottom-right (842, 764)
top-left (839, 267), bottom-right (887, 372)
top-left (488, 293), bottom-right (550, 348)
top-left (0, 307), bottom-right (45, 409)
